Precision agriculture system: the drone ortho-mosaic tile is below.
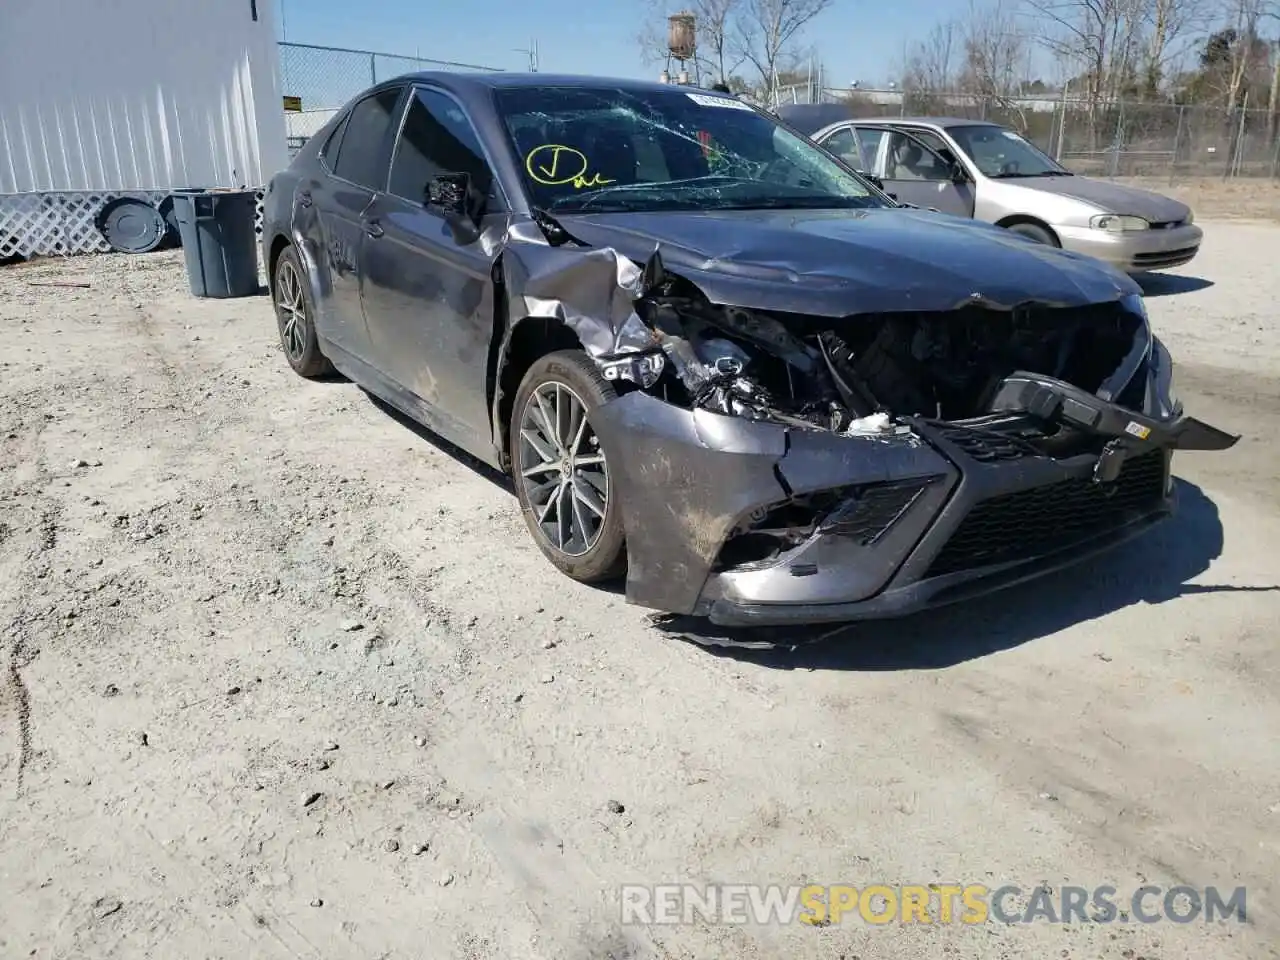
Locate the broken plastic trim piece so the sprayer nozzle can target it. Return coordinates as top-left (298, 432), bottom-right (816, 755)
top-left (1166, 416), bottom-right (1240, 451)
top-left (817, 476), bottom-right (943, 544)
top-left (530, 207), bottom-right (580, 247)
top-left (987, 370), bottom-right (1240, 453)
top-left (599, 352), bottom-right (665, 387)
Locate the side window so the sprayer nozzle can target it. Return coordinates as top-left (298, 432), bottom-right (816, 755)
top-left (331, 87), bottom-right (402, 189)
top-left (319, 114), bottom-right (350, 170)
top-left (905, 128), bottom-right (960, 166)
top-left (388, 88), bottom-right (493, 204)
top-left (885, 130), bottom-right (951, 181)
top-left (855, 128), bottom-right (885, 174)
top-left (821, 127), bottom-right (865, 170)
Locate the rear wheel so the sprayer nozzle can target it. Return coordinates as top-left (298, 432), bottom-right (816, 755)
top-left (273, 247), bottom-right (333, 378)
top-left (510, 350), bottom-right (626, 583)
top-left (1005, 221), bottom-right (1058, 246)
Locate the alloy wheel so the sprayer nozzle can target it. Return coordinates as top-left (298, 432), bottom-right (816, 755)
top-left (276, 260), bottom-right (307, 361)
top-left (517, 381), bottom-right (609, 557)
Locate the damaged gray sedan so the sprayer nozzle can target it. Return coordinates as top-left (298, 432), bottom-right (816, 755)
top-left (261, 73), bottom-right (1238, 627)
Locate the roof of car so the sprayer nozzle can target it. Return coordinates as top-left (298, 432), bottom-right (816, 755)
top-left (396, 71), bottom-right (725, 96)
top-left (775, 104), bottom-right (1005, 136)
top-left (873, 117), bottom-right (995, 128)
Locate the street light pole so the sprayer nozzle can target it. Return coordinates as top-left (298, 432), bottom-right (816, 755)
top-left (513, 38), bottom-right (538, 72)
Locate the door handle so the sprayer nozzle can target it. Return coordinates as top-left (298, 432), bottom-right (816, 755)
top-left (297, 190), bottom-right (313, 208)
top-left (363, 220), bottom-right (384, 239)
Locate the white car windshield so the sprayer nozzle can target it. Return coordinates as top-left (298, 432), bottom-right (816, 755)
top-left (948, 124), bottom-right (1072, 179)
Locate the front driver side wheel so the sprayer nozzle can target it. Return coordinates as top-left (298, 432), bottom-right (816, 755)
top-left (510, 350), bottom-right (626, 583)
top-left (1006, 221), bottom-right (1058, 246)
top-left (273, 247), bottom-right (333, 378)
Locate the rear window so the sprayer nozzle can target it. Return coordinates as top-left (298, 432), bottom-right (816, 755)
top-left (331, 88), bottom-right (402, 190)
top-left (319, 114), bottom-right (350, 169)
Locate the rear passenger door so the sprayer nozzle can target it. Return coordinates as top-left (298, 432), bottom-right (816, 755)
top-left (308, 86), bottom-right (404, 361)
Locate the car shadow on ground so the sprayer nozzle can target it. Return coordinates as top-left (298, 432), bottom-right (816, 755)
top-left (653, 480), bottom-right (1279, 670)
top-left (1137, 273), bottom-right (1214, 297)
top-left (360, 389), bottom-right (1274, 645)
top-left (365, 390), bottom-right (512, 490)
top-left (364, 391), bottom-right (636, 595)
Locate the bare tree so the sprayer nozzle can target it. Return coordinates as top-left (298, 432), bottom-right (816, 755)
top-left (901, 20), bottom-right (960, 113)
top-left (733, 0), bottom-right (834, 102)
top-left (697, 0), bottom-right (745, 82)
top-left (1027, 0), bottom-right (1145, 104)
top-left (1141, 0), bottom-right (1212, 93)
top-left (637, 0), bottom-right (746, 84)
top-left (903, 20), bottom-right (960, 93)
top-left (1223, 0), bottom-right (1267, 111)
top-left (961, 0), bottom-right (1031, 103)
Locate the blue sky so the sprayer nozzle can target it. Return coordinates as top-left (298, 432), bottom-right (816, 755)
top-left (275, 0), bottom-right (942, 89)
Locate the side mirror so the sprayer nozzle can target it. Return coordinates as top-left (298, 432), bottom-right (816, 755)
top-left (864, 173), bottom-right (885, 191)
top-left (427, 173), bottom-right (482, 244)
top-left (949, 162), bottom-right (969, 185)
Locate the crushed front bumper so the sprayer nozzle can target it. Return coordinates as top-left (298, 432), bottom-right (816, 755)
top-left (591, 373), bottom-right (1236, 627)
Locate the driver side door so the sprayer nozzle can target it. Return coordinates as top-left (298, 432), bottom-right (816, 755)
top-left (358, 85), bottom-right (507, 461)
top-left (857, 125), bottom-right (976, 218)
top-left (815, 125), bottom-right (870, 175)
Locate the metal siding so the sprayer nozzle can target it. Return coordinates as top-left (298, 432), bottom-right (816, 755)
top-left (0, 0), bottom-right (289, 193)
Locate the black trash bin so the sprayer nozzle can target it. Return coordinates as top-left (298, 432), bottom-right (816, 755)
top-left (170, 189), bottom-right (259, 298)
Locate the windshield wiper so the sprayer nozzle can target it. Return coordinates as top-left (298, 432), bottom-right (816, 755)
top-left (546, 175), bottom-right (759, 211)
top-left (721, 196), bottom-right (879, 210)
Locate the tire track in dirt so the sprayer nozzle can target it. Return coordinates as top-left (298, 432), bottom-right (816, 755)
top-left (0, 404), bottom-right (61, 799)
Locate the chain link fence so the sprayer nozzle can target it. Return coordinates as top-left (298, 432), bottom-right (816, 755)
top-left (277, 42), bottom-right (503, 153)
top-left (785, 87), bottom-right (1280, 181)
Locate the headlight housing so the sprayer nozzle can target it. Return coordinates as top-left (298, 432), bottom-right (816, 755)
top-left (1091, 214), bottom-right (1149, 232)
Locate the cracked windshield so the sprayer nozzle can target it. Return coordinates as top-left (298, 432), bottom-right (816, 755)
top-left (494, 85), bottom-right (886, 214)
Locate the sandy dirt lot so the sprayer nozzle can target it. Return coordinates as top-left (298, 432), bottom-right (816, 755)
top-left (1118, 177), bottom-right (1280, 221)
top-left (1, 222), bottom-right (1278, 960)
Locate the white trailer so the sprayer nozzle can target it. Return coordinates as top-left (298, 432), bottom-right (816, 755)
top-left (0, 0), bottom-right (289, 258)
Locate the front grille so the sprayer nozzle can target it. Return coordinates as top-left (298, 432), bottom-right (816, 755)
top-left (932, 423), bottom-right (1041, 462)
top-left (926, 449), bottom-right (1167, 577)
top-left (1132, 246), bottom-right (1198, 268)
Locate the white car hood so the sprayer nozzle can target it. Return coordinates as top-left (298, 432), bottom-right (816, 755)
top-left (1009, 175), bottom-right (1191, 223)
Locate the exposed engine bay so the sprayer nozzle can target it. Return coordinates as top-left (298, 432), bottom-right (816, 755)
top-left (491, 219), bottom-right (1240, 624)
top-left (597, 264), bottom-right (1148, 442)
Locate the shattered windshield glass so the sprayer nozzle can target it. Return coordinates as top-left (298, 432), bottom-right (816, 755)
top-left (493, 86), bottom-right (887, 214)
top-left (948, 124), bottom-right (1072, 179)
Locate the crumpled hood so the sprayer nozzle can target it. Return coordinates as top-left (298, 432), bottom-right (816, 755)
top-left (1010, 175), bottom-right (1191, 223)
top-left (553, 206), bottom-right (1139, 317)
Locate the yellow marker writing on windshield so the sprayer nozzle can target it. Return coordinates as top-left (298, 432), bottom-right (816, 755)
top-left (525, 144), bottom-right (615, 189)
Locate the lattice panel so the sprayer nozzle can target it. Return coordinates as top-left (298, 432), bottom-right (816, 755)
top-left (1, 189), bottom-right (266, 259)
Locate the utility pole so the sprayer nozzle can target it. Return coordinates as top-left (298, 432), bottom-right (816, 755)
top-left (514, 38), bottom-right (538, 72)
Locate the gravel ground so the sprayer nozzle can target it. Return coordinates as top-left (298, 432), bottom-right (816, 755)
top-left (1, 222), bottom-right (1278, 960)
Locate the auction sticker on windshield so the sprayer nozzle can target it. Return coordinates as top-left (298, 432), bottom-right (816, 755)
top-left (686, 92), bottom-right (754, 111)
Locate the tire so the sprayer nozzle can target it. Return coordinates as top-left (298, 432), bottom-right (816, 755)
top-left (1005, 221), bottom-right (1058, 246)
top-left (509, 349), bottom-right (626, 583)
top-left (273, 246), bottom-right (333, 378)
